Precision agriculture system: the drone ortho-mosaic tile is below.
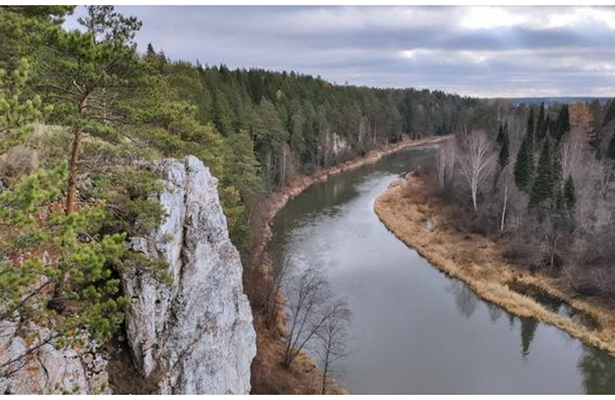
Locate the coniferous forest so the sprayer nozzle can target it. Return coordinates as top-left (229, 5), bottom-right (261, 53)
top-left (5, 5), bottom-right (615, 396)
top-left (0, 5), bottom-right (494, 364)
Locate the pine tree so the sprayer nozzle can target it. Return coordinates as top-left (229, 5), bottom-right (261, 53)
top-left (0, 59), bottom-right (48, 155)
top-left (40, 6), bottom-right (147, 309)
top-left (0, 164), bottom-right (130, 355)
top-left (529, 137), bottom-right (554, 209)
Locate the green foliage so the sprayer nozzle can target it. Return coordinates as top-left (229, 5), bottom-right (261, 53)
top-left (497, 123), bottom-right (510, 170)
top-left (603, 98), bottom-right (615, 127)
top-left (514, 130), bottom-right (534, 193)
top-left (76, 5), bottom-right (141, 44)
top-left (0, 164), bottom-right (128, 348)
top-left (0, 6), bottom-right (74, 68)
top-left (0, 5), bottom-right (502, 364)
top-left (536, 103), bottom-right (547, 140)
top-left (529, 137), bottom-right (554, 210)
top-left (0, 59), bottom-right (49, 155)
top-left (552, 104), bottom-right (570, 142)
top-left (564, 174), bottom-right (576, 213)
top-left (589, 129), bottom-right (603, 159)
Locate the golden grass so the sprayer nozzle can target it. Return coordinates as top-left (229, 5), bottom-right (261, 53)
top-left (374, 177), bottom-right (615, 358)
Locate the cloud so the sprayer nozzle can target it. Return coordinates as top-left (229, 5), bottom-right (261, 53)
top-left (64, 6), bottom-right (615, 97)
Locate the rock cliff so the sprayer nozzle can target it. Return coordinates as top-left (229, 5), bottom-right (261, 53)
top-left (121, 155), bottom-right (256, 394)
top-left (0, 321), bottom-right (110, 394)
top-left (0, 155), bottom-right (256, 394)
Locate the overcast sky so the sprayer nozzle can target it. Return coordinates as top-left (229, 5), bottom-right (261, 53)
top-left (65, 6), bottom-right (615, 98)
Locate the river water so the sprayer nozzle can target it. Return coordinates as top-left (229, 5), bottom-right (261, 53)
top-left (268, 145), bottom-right (615, 394)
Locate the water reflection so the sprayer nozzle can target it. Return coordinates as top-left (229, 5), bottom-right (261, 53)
top-left (444, 271), bottom-right (615, 389)
top-left (486, 302), bottom-right (503, 323)
top-left (579, 346), bottom-right (615, 394)
top-left (269, 145), bottom-right (615, 394)
top-left (448, 281), bottom-right (479, 319)
top-left (519, 318), bottom-right (538, 357)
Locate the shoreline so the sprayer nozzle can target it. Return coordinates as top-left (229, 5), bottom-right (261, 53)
top-left (247, 135), bottom-right (451, 394)
top-left (249, 134), bottom-right (451, 269)
top-left (374, 176), bottom-right (615, 360)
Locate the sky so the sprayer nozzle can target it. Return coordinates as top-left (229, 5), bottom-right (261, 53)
top-left (64, 6), bottom-right (615, 98)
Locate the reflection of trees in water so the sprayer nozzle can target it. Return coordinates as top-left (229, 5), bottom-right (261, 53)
top-left (578, 346), bottom-right (615, 394)
top-left (519, 317), bottom-right (538, 357)
top-left (486, 302), bottom-right (503, 323)
top-left (448, 281), bottom-right (479, 318)
top-left (508, 312), bottom-right (516, 329)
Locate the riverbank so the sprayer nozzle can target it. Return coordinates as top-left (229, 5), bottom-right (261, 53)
top-left (247, 135), bottom-right (451, 394)
top-left (374, 175), bottom-right (615, 360)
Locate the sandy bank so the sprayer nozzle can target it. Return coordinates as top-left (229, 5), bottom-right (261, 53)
top-left (374, 177), bottom-right (615, 359)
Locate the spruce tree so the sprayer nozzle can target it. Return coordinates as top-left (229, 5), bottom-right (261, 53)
top-left (514, 113), bottom-right (536, 193)
top-left (536, 102), bottom-right (547, 140)
top-left (564, 174), bottom-right (576, 212)
top-left (498, 124), bottom-right (510, 170)
top-left (589, 129), bottom-right (602, 159)
top-left (553, 104), bottom-right (571, 142)
top-left (603, 98), bottom-right (615, 127)
top-left (527, 107), bottom-right (535, 148)
top-left (530, 137), bottom-right (554, 209)
top-left (496, 124), bottom-right (504, 146)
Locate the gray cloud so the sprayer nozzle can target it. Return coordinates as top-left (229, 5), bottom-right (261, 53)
top-left (64, 6), bottom-right (615, 97)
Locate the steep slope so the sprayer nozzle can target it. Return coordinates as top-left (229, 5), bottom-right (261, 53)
top-left (122, 156), bottom-right (256, 394)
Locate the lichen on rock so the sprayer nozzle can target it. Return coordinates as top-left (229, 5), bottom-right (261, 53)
top-left (121, 155), bottom-right (256, 394)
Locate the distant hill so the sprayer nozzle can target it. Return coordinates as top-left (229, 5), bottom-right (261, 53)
top-left (488, 97), bottom-right (612, 106)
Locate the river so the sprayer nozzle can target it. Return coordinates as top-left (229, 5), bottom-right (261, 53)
top-left (267, 144), bottom-right (615, 394)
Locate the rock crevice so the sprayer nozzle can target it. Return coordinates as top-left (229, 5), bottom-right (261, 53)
top-left (122, 155), bottom-right (256, 394)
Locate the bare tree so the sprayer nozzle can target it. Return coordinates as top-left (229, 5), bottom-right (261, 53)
top-left (264, 252), bottom-right (293, 328)
top-left (312, 300), bottom-right (351, 394)
top-left (560, 133), bottom-right (583, 189)
top-left (436, 139), bottom-right (455, 191)
top-left (282, 266), bottom-right (346, 368)
top-left (456, 131), bottom-right (495, 212)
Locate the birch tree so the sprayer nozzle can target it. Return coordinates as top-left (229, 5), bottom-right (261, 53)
top-left (457, 131), bottom-right (495, 212)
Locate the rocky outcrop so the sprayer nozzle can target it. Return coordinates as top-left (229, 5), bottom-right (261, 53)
top-left (0, 321), bottom-right (110, 395)
top-left (121, 155), bottom-right (256, 394)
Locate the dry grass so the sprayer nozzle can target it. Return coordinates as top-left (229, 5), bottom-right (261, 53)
top-left (374, 176), bottom-right (615, 358)
top-left (246, 136), bottom-right (451, 394)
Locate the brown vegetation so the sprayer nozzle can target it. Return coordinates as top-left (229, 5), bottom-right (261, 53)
top-left (246, 135), bottom-right (451, 394)
top-left (374, 174), bottom-right (615, 359)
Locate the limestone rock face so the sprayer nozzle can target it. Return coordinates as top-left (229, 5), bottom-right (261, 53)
top-left (0, 321), bottom-right (110, 395)
top-left (121, 155), bottom-right (256, 394)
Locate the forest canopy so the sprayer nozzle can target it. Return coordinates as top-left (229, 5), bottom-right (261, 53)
top-left (0, 5), bottom-right (497, 365)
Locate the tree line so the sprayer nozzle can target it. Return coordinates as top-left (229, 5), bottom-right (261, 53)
top-left (0, 5), bottom-right (492, 385)
top-left (436, 97), bottom-right (615, 300)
